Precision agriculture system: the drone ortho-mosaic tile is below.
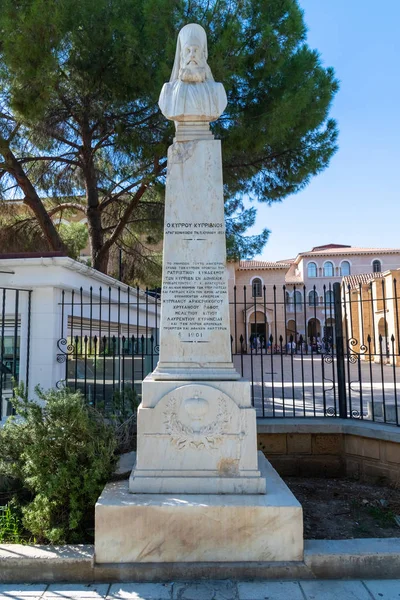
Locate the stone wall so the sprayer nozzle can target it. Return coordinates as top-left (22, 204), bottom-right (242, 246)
top-left (344, 435), bottom-right (400, 485)
top-left (257, 419), bottom-right (400, 485)
top-left (258, 432), bottom-right (344, 477)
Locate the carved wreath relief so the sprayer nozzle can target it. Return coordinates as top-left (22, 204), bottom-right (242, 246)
top-left (163, 392), bottom-right (230, 450)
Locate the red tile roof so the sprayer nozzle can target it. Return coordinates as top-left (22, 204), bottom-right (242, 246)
top-left (302, 247), bottom-right (400, 256)
top-left (238, 260), bottom-right (291, 270)
top-left (311, 244), bottom-right (351, 252)
top-left (342, 272), bottom-right (384, 289)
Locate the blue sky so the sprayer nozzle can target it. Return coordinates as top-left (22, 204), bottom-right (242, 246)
top-left (247, 0), bottom-right (400, 262)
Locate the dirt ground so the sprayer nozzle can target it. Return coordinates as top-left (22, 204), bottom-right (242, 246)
top-left (284, 477), bottom-right (400, 539)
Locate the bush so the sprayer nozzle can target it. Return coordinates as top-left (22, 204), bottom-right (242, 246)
top-left (0, 385), bottom-right (117, 544)
top-left (110, 388), bottom-right (139, 454)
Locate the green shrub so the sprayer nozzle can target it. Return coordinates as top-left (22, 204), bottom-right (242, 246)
top-left (109, 388), bottom-right (139, 454)
top-left (0, 385), bottom-right (117, 544)
top-left (110, 387), bottom-right (139, 423)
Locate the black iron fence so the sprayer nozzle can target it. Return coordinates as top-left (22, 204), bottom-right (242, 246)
top-left (57, 286), bottom-right (160, 413)
top-left (230, 280), bottom-right (400, 425)
top-left (58, 279), bottom-right (400, 426)
top-left (0, 287), bottom-right (32, 419)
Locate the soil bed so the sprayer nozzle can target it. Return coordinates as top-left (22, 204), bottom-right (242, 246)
top-left (284, 476), bottom-right (400, 539)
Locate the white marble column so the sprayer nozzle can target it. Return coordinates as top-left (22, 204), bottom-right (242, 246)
top-left (153, 137), bottom-right (240, 381)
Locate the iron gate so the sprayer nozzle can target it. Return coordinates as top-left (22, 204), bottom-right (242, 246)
top-left (230, 281), bottom-right (400, 426)
top-left (0, 287), bottom-right (32, 419)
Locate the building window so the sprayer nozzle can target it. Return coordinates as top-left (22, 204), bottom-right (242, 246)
top-left (285, 291), bottom-right (291, 305)
top-left (323, 261), bottom-right (334, 277)
top-left (372, 260), bottom-right (381, 273)
top-left (308, 290), bottom-right (319, 306)
top-left (252, 277), bottom-right (262, 297)
top-left (307, 262), bottom-right (317, 278)
top-left (325, 290), bottom-right (334, 305)
top-left (341, 261), bottom-right (351, 276)
top-left (294, 290), bottom-right (302, 307)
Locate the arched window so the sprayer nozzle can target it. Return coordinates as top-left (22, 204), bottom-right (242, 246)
top-left (294, 290), bottom-right (302, 307)
top-left (308, 290), bottom-right (319, 306)
top-left (372, 260), bottom-right (381, 273)
top-left (285, 291), bottom-right (291, 305)
top-left (341, 261), bottom-right (350, 276)
top-left (252, 277), bottom-right (262, 297)
top-left (323, 261), bottom-right (334, 277)
top-left (308, 262), bottom-right (317, 278)
top-left (325, 290), bottom-right (334, 305)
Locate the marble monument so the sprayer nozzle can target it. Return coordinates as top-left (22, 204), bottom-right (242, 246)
top-left (129, 22), bottom-right (264, 494)
top-left (95, 24), bottom-right (303, 565)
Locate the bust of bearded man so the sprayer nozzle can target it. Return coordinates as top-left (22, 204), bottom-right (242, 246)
top-left (158, 23), bottom-right (227, 127)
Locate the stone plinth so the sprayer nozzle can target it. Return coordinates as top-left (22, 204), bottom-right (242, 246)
top-left (96, 453), bottom-right (303, 564)
top-left (129, 377), bottom-right (265, 494)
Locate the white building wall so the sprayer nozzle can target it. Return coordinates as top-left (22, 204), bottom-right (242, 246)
top-left (0, 257), bottom-right (159, 409)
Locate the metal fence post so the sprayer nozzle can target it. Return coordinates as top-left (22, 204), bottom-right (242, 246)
top-left (333, 282), bottom-right (347, 418)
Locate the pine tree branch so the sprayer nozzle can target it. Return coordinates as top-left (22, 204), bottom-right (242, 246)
top-left (0, 136), bottom-right (67, 252)
top-left (48, 203), bottom-right (86, 216)
top-left (99, 180), bottom-right (147, 211)
top-left (8, 123), bottom-right (21, 143)
top-left (225, 148), bottom-right (297, 170)
top-left (44, 130), bottom-right (81, 150)
top-left (19, 156), bottom-right (80, 166)
top-left (99, 158), bottom-right (166, 257)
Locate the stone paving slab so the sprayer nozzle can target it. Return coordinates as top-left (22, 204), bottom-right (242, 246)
top-left (363, 579), bottom-right (400, 600)
top-left (237, 580), bottom-right (304, 600)
top-left (107, 584), bottom-right (172, 599)
top-left (41, 583), bottom-right (109, 599)
top-left (171, 581), bottom-right (236, 600)
top-left (0, 580), bottom-right (400, 600)
top-left (0, 584), bottom-right (47, 599)
top-left (299, 580), bottom-right (372, 599)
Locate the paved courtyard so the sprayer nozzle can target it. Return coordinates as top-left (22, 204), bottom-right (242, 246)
top-left (1, 580), bottom-right (399, 599)
top-left (233, 354), bottom-right (400, 422)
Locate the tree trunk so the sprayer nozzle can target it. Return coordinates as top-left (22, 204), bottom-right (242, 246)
top-left (0, 143), bottom-right (67, 253)
top-left (87, 200), bottom-right (106, 272)
top-left (81, 134), bottom-right (106, 273)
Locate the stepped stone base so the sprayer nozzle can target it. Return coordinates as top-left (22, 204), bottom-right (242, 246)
top-left (95, 453), bottom-right (303, 564)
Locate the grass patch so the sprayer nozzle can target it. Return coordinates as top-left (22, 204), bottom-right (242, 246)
top-left (0, 503), bottom-right (26, 543)
top-left (368, 506), bottom-right (397, 528)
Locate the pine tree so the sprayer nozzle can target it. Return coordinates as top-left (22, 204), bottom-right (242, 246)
top-left (0, 0), bottom-right (338, 275)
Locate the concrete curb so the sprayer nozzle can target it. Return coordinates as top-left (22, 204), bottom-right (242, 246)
top-left (0, 545), bottom-right (94, 583)
top-left (257, 418), bottom-right (400, 443)
top-left (305, 538), bottom-right (400, 579)
top-left (1, 539), bottom-right (400, 582)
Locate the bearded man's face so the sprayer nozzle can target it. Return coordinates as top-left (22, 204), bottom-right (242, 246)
top-left (179, 43), bottom-right (206, 82)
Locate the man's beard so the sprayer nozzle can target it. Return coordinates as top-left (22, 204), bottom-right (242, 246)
top-left (179, 66), bottom-right (206, 83)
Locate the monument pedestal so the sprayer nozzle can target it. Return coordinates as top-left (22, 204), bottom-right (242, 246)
top-left (95, 453), bottom-right (303, 564)
top-left (129, 377), bottom-right (266, 494)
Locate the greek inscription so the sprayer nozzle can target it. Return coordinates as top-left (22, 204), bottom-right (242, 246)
top-left (163, 260), bottom-right (228, 337)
